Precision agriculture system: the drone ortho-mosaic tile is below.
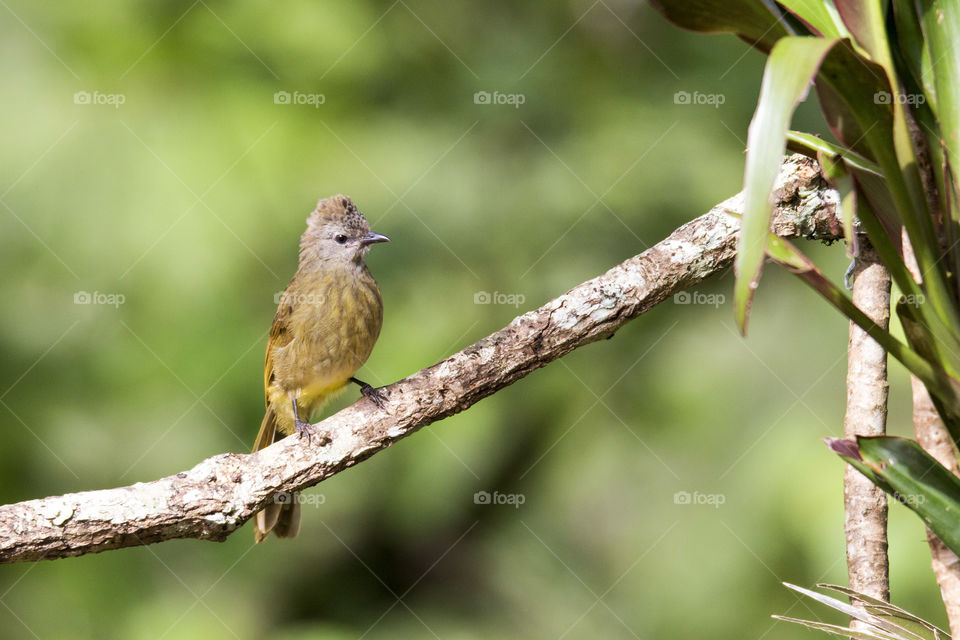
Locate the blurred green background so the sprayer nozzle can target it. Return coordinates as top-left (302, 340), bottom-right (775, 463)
top-left (0, 1), bottom-right (947, 638)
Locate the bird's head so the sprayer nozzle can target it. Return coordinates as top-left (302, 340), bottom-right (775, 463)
top-left (300, 195), bottom-right (389, 265)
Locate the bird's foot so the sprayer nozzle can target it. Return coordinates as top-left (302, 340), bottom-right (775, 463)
top-left (361, 384), bottom-right (387, 409)
top-left (295, 420), bottom-right (331, 446)
top-left (351, 377), bottom-right (387, 409)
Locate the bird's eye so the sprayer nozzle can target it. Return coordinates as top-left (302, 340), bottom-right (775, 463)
top-left (334, 234), bottom-right (348, 244)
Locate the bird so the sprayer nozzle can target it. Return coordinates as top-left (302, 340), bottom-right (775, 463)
top-left (252, 194), bottom-right (389, 542)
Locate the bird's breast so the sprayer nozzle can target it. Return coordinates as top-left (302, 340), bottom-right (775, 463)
top-left (269, 267), bottom-right (383, 397)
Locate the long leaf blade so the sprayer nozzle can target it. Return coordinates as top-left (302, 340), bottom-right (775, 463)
top-left (764, 231), bottom-right (960, 415)
top-left (785, 130), bottom-right (882, 176)
top-left (829, 436), bottom-right (960, 557)
top-left (736, 36), bottom-right (839, 333)
top-left (918, 1), bottom-right (960, 182)
top-left (780, 0), bottom-right (851, 38)
top-left (647, 0), bottom-right (791, 52)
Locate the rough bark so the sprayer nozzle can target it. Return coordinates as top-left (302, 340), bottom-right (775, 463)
top-left (902, 232), bottom-right (960, 636)
top-left (912, 379), bottom-right (960, 636)
top-left (842, 239), bottom-right (891, 624)
top-left (903, 116), bottom-right (960, 638)
top-left (0, 155), bottom-right (838, 564)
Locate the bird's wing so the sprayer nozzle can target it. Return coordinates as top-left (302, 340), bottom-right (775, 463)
top-left (263, 294), bottom-right (296, 405)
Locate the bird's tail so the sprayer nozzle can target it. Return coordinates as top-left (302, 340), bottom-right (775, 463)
top-left (252, 407), bottom-right (301, 543)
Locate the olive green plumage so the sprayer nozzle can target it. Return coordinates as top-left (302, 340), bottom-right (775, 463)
top-left (252, 195), bottom-right (388, 543)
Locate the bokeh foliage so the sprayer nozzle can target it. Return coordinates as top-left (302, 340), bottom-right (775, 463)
top-left (0, 1), bottom-right (947, 637)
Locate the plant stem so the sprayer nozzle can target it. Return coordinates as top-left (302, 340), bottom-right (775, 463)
top-left (904, 232), bottom-right (960, 635)
top-left (842, 239), bottom-right (891, 625)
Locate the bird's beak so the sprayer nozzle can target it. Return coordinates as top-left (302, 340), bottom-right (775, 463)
top-left (359, 232), bottom-right (390, 247)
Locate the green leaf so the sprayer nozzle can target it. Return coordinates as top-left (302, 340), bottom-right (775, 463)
top-left (891, 1), bottom-right (936, 111)
top-left (780, 135), bottom-right (916, 301)
top-left (829, 436), bottom-right (960, 558)
top-left (916, 2), bottom-right (960, 293)
top-left (647, 0), bottom-right (792, 52)
top-left (816, 81), bottom-right (871, 158)
top-left (918, 0), bottom-right (960, 187)
top-left (779, 0), bottom-right (851, 39)
top-left (834, 0), bottom-right (896, 71)
top-left (785, 131), bottom-right (882, 176)
top-left (813, 40), bottom-right (895, 166)
top-left (764, 232), bottom-right (960, 416)
top-left (897, 299), bottom-right (960, 442)
top-left (816, 39), bottom-right (960, 357)
top-left (735, 36), bottom-right (839, 333)
top-left (816, 150), bottom-right (858, 256)
top-left (851, 171), bottom-right (904, 247)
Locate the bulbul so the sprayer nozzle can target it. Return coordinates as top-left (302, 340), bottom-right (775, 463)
top-left (252, 195), bottom-right (389, 543)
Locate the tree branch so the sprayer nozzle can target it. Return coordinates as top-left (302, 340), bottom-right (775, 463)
top-left (912, 379), bottom-right (960, 637)
top-left (0, 155), bottom-right (838, 564)
top-left (842, 239), bottom-right (891, 624)
top-left (902, 232), bottom-right (960, 636)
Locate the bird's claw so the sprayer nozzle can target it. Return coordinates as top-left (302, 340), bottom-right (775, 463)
top-left (350, 377), bottom-right (387, 410)
top-left (295, 420), bottom-right (331, 446)
top-left (360, 384), bottom-right (386, 409)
